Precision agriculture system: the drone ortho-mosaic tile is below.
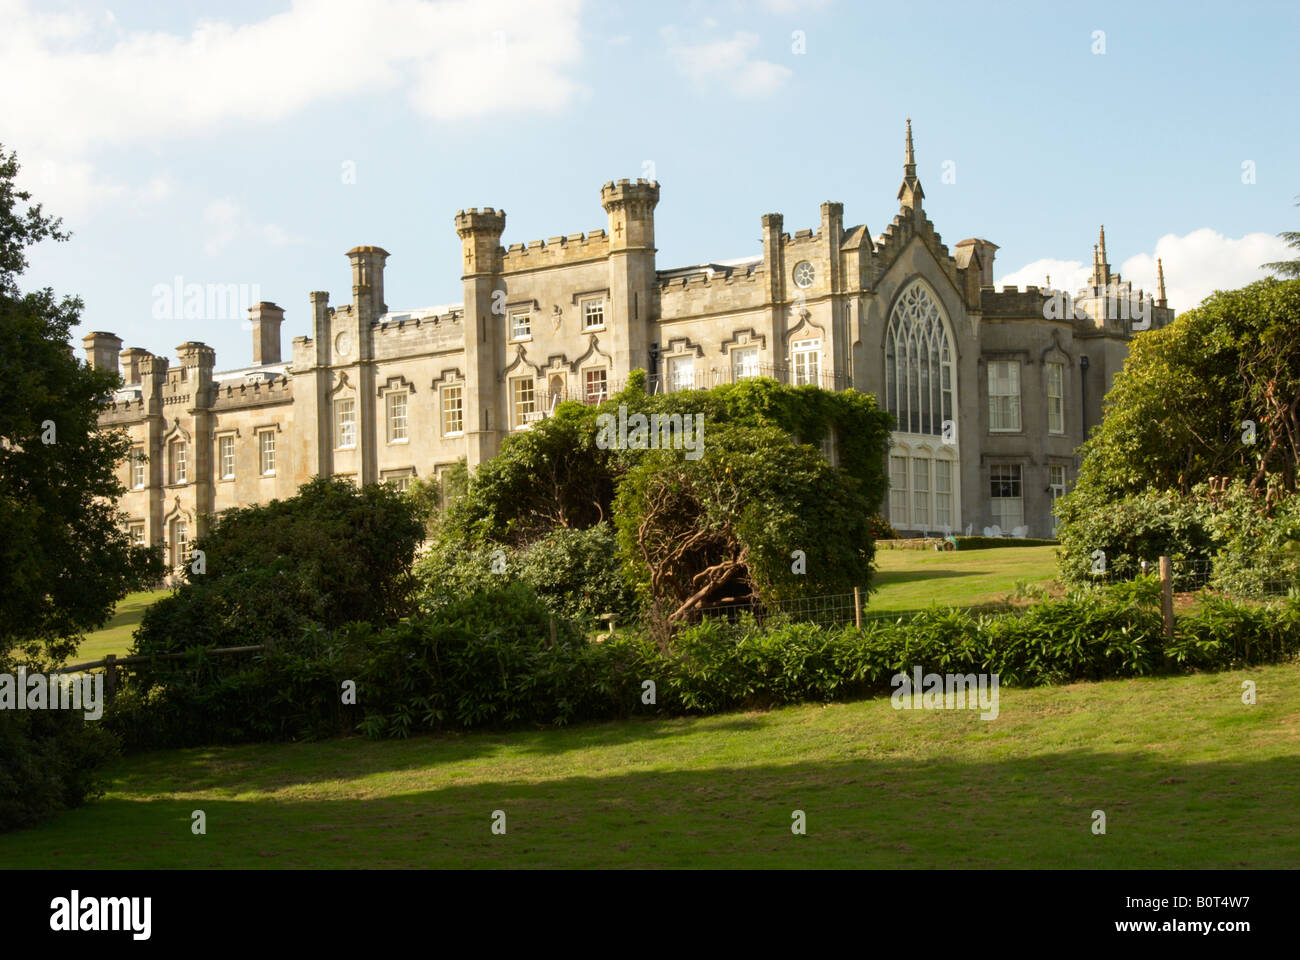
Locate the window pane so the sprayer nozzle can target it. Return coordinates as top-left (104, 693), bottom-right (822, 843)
top-left (388, 392), bottom-right (408, 441)
top-left (442, 385), bottom-right (463, 435)
top-left (911, 456), bottom-right (930, 528)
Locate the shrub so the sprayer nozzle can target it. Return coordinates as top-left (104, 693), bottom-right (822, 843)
top-left (1055, 487), bottom-right (1214, 588)
top-left (0, 706), bottom-right (120, 832)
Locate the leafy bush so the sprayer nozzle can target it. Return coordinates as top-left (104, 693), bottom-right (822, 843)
top-left (1055, 487), bottom-right (1214, 587)
top-left (954, 537), bottom-right (1058, 550)
top-left (1202, 482), bottom-right (1300, 597)
top-left (0, 706), bottom-right (120, 832)
top-left (106, 580), bottom-right (1300, 751)
top-left (133, 477), bottom-right (423, 660)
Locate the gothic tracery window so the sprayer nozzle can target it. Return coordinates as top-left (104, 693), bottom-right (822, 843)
top-left (884, 282), bottom-right (955, 437)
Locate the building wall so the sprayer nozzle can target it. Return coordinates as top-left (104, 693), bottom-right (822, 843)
top-left (90, 144), bottom-right (1175, 561)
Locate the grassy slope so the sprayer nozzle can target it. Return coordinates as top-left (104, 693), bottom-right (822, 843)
top-left (3, 663), bottom-right (1296, 869)
top-left (73, 589), bottom-right (170, 662)
top-left (869, 545), bottom-right (1057, 611)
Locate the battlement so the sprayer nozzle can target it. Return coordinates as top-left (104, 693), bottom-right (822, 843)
top-left (454, 207), bottom-right (507, 235)
top-left (600, 178), bottom-right (660, 208)
top-left (210, 373), bottom-right (293, 411)
top-left (501, 229), bottom-right (610, 271)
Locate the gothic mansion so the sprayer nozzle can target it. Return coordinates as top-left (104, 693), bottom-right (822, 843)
top-left (88, 123), bottom-right (1173, 565)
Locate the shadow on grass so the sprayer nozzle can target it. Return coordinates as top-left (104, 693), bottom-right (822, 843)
top-left (4, 749), bottom-right (1297, 869)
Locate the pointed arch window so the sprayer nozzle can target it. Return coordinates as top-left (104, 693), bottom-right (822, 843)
top-left (884, 282), bottom-right (955, 437)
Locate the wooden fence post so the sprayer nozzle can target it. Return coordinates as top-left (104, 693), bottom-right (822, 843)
top-left (853, 587), bottom-right (862, 630)
top-left (104, 654), bottom-right (118, 702)
top-left (1159, 556), bottom-right (1174, 639)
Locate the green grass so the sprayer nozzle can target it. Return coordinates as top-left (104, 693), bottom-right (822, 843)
top-left (3, 663), bottom-right (1297, 868)
top-left (869, 545), bottom-right (1058, 611)
top-left (74, 589), bottom-right (170, 662)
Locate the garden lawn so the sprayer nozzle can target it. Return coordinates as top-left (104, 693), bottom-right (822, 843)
top-left (2, 663), bottom-right (1297, 869)
top-left (869, 545), bottom-right (1057, 611)
top-left (73, 589), bottom-right (170, 662)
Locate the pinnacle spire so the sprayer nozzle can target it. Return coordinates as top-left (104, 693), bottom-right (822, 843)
top-left (897, 117), bottom-right (924, 209)
top-left (1091, 226), bottom-right (1111, 289)
top-left (1156, 257), bottom-right (1167, 307)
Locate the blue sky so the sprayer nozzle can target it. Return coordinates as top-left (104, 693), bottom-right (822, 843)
top-left (7, 0), bottom-right (1298, 370)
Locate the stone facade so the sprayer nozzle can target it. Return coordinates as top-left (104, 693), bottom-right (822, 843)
top-left (90, 121), bottom-right (1173, 566)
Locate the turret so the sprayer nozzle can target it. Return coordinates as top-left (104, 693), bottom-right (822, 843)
top-left (600, 178), bottom-right (659, 252)
top-left (454, 208), bottom-right (506, 277)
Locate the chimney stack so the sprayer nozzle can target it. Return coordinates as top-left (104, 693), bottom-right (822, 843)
top-left (119, 347), bottom-right (150, 384)
top-left (81, 331), bottom-right (123, 374)
top-left (249, 301), bottom-right (285, 364)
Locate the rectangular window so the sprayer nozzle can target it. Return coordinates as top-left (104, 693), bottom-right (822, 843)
top-left (511, 377), bottom-right (536, 428)
top-left (509, 310), bottom-right (531, 340)
top-left (218, 435), bottom-right (235, 479)
top-left (382, 469), bottom-right (415, 493)
top-left (911, 456), bottom-right (930, 529)
top-left (668, 356), bottom-right (695, 392)
top-left (441, 384), bottom-right (464, 435)
top-left (387, 392), bottom-right (408, 443)
top-left (131, 447), bottom-right (146, 489)
top-left (935, 459), bottom-right (953, 530)
top-left (990, 463), bottom-right (1024, 532)
top-left (732, 346), bottom-right (759, 381)
top-left (889, 455), bottom-right (908, 525)
top-left (584, 368), bottom-right (609, 405)
top-left (334, 398), bottom-right (356, 449)
top-left (1046, 362), bottom-right (1065, 434)
top-left (128, 522), bottom-right (145, 545)
top-left (259, 430), bottom-right (276, 476)
top-left (171, 519), bottom-right (189, 568)
top-left (792, 339), bottom-right (821, 386)
top-left (169, 440), bottom-right (187, 485)
top-left (1049, 464), bottom-right (1067, 535)
top-left (582, 298), bottom-right (605, 329)
top-left (988, 360), bottom-right (1021, 432)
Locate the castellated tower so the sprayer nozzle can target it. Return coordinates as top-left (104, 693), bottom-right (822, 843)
top-left (456, 207), bottom-right (507, 467)
top-left (600, 179), bottom-right (660, 378)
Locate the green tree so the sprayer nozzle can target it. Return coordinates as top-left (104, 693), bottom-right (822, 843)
top-left (0, 145), bottom-right (161, 667)
top-left (614, 422), bottom-right (877, 629)
top-left (1065, 277), bottom-right (1300, 504)
top-left (134, 477), bottom-right (424, 656)
top-left (1262, 196), bottom-right (1300, 278)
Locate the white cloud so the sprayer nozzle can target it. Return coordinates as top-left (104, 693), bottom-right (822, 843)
top-left (760, 0), bottom-right (832, 12)
top-left (1, 0), bottom-right (586, 213)
top-left (997, 228), bottom-right (1293, 313)
top-left (202, 198), bottom-right (303, 257)
top-left (663, 27), bottom-right (792, 98)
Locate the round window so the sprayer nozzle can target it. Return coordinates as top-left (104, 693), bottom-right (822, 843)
top-left (335, 332), bottom-right (351, 356)
top-left (793, 261), bottom-right (815, 288)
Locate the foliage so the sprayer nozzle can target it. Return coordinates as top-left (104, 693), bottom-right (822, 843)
top-left (0, 706), bottom-right (120, 832)
top-left (0, 145), bottom-right (161, 667)
top-left (106, 579), bottom-right (1300, 751)
top-left (1066, 277), bottom-right (1300, 502)
top-left (405, 458), bottom-right (468, 532)
top-left (132, 477), bottom-right (423, 658)
top-left (1201, 480), bottom-right (1300, 597)
top-left (1054, 486), bottom-right (1215, 587)
top-left (614, 422), bottom-right (876, 629)
top-left (953, 536), bottom-right (1058, 550)
top-left (1261, 196), bottom-right (1300, 279)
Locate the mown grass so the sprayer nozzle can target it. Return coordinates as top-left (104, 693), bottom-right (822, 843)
top-left (2, 663), bottom-right (1296, 869)
top-left (72, 589), bottom-right (170, 662)
top-left (869, 545), bottom-right (1058, 611)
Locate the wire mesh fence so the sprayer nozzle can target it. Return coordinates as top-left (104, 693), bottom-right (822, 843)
top-left (1082, 556), bottom-right (1299, 599)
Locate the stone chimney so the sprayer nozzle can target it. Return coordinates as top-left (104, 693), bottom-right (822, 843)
top-left (119, 347), bottom-right (150, 384)
top-left (82, 331), bottom-right (123, 374)
top-left (347, 246), bottom-right (389, 324)
top-left (956, 238), bottom-right (999, 288)
top-left (249, 301), bottom-right (285, 364)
